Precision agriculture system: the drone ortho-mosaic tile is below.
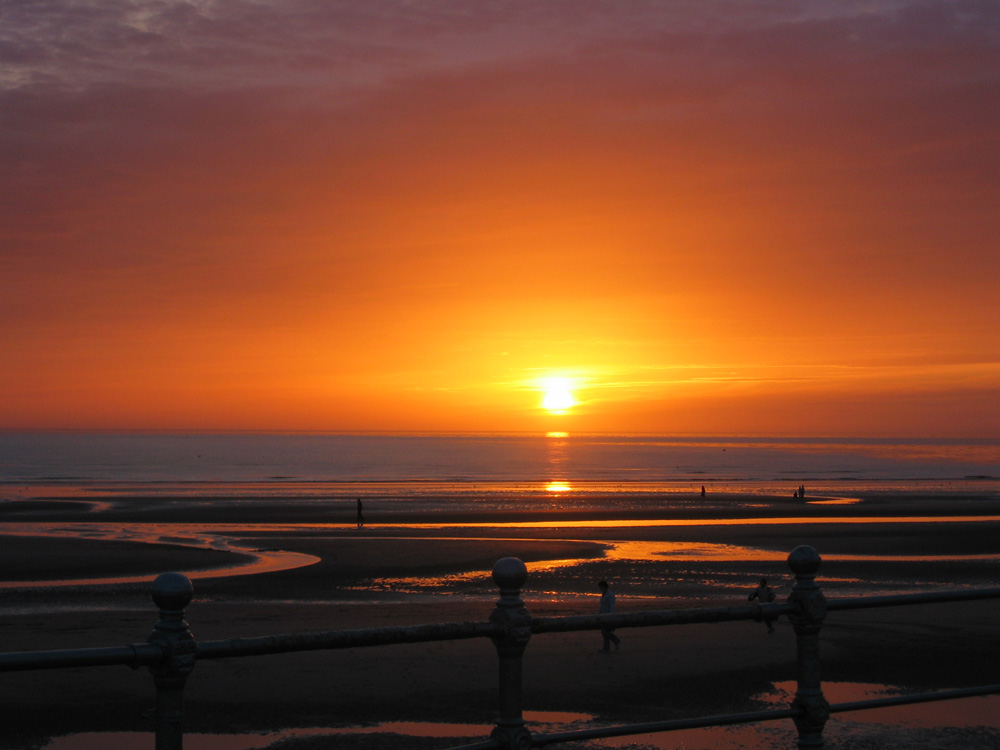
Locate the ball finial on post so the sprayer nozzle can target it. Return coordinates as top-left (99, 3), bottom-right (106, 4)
top-left (492, 557), bottom-right (528, 605)
top-left (787, 545), bottom-right (822, 580)
top-left (152, 572), bottom-right (194, 614)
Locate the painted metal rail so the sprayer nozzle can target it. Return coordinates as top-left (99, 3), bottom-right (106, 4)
top-left (2, 546), bottom-right (999, 749)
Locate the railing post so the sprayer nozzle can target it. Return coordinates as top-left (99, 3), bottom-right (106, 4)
top-left (489, 557), bottom-right (533, 750)
top-left (147, 572), bottom-right (196, 750)
top-left (787, 546), bottom-right (829, 749)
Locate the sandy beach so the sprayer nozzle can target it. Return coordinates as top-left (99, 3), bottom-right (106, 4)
top-left (2, 491), bottom-right (999, 749)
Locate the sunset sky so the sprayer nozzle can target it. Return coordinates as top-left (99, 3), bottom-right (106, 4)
top-left (2, 1), bottom-right (998, 436)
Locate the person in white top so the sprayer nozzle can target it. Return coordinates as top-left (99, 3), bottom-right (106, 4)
top-left (598, 580), bottom-right (621, 652)
top-left (748, 576), bottom-right (776, 633)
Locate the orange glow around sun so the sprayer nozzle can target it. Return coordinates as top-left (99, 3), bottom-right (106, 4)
top-left (541, 378), bottom-right (576, 414)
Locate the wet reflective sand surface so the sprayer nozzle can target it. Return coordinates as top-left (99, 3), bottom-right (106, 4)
top-left (2, 486), bottom-right (999, 749)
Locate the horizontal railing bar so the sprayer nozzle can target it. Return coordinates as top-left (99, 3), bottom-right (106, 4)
top-left (200, 602), bottom-right (801, 660)
top-left (531, 602), bottom-right (795, 635)
top-left (827, 588), bottom-right (1000, 612)
top-left (497, 683), bottom-right (1000, 749)
top-left (528, 706), bottom-right (802, 747)
top-left (195, 620), bottom-right (501, 660)
top-left (0, 643), bottom-right (162, 672)
top-left (520, 684), bottom-right (1000, 748)
top-left (4, 587), bottom-right (999, 670)
top-left (445, 738), bottom-right (502, 750)
top-left (828, 683), bottom-right (1000, 714)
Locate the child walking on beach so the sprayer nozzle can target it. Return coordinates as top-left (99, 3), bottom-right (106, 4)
top-left (597, 580), bottom-right (621, 652)
top-left (748, 577), bottom-right (776, 633)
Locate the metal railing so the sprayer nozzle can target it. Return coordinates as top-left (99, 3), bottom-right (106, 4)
top-left (2, 545), bottom-right (999, 749)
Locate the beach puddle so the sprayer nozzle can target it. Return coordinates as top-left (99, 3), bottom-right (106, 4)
top-left (0, 546), bottom-right (319, 589)
top-left (31, 687), bottom-right (1000, 750)
top-left (361, 537), bottom-right (1000, 597)
top-left (0, 524), bottom-right (320, 589)
top-left (552, 683), bottom-right (1000, 749)
top-left (591, 726), bottom-right (794, 749)
top-left (40, 711), bottom-right (591, 749)
top-left (40, 726), bottom-right (783, 750)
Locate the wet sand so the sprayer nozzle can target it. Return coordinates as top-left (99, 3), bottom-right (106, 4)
top-left (1, 492), bottom-right (999, 749)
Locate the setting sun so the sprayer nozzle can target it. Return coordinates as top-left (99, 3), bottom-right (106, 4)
top-left (541, 379), bottom-right (576, 413)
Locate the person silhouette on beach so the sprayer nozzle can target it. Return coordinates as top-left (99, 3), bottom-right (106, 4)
top-left (356, 498), bottom-right (364, 529)
top-left (597, 580), bottom-right (621, 652)
top-left (748, 576), bottom-right (776, 633)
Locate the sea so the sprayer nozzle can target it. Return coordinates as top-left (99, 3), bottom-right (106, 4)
top-left (1, 432), bottom-right (998, 499)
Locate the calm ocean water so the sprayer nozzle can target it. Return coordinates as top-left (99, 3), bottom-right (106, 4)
top-left (1, 433), bottom-right (998, 498)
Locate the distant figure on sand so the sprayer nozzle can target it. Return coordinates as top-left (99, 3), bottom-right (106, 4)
top-left (799, 485), bottom-right (806, 499)
top-left (701, 485), bottom-right (706, 497)
top-left (356, 498), bottom-right (364, 529)
top-left (597, 581), bottom-right (621, 652)
top-left (748, 576), bottom-right (776, 633)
